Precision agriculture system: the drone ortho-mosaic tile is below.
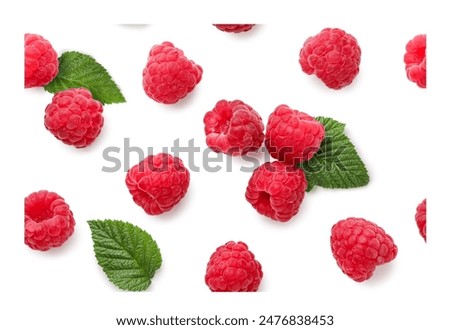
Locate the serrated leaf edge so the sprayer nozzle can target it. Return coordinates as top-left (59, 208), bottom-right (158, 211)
top-left (44, 51), bottom-right (126, 105)
top-left (87, 219), bottom-right (162, 292)
top-left (303, 116), bottom-right (369, 191)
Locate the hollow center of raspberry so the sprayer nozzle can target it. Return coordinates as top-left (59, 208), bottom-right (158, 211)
top-left (27, 205), bottom-right (53, 223)
top-left (257, 191), bottom-right (272, 209)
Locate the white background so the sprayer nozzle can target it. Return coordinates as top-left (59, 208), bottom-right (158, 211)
top-left (3, 1), bottom-right (450, 329)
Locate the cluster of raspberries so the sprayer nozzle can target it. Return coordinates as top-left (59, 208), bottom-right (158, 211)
top-left (25, 27), bottom-right (428, 292)
top-left (204, 201), bottom-right (426, 290)
top-left (299, 28), bottom-right (426, 89)
top-left (122, 100), bottom-right (323, 224)
top-left (25, 34), bottom-right (105, 148)
top-left (24, 188), bottom-right (425, 288)
top-left (137, 37), bottom-right (326, 224)
top-left (26, 28), bottom-right (426, 148)
top-left (203, 101), bottom-right (325, 223)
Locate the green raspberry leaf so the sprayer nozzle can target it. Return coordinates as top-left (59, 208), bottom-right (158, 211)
top-left (44, 51), bottom-right (126, 104)
top-left (300, 116), bottom-right (369, 192)
top-left (87, 219), bottom-right (162, 292)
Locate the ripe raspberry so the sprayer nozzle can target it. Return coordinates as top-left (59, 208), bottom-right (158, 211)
top-left (214, 24), bottom-right (255, 33)
top-left (205, 241), bottom-right (263, 292)
top-left (330, 217), bottom-right (398, 282)
top-left (204, 99), bottom-right (264, 156)
top-left (404, 34), bottom-right (426, 88)
top-left (25, 190), bottom-right (75, 251)
top-left (265, 105), bottom-right (325, 165)
top-left (245, 161), bottom-right (308, 222)
top-left (142, 42), bottom-right (203, 104)
top-left (415, 199), bottom-right (426, 241)
top-left (299, 28), bottom-right (361, 89)
top-left (24, 33), bottom-right (59, 88)
top-left (44, 88), bottom-right (104, 148)
top-left (125, 153), bottom-right (190, 216)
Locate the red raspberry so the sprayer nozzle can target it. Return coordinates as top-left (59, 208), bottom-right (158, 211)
top-left (214, 24), bottom-right (255, 33)
top-left (415, 199), bottom-right (426, 241)
top-left (299, 28), bottom-right (361, 89)
top-left (204, 99), bottom-right (264, 156)
top-left (24, 33), bottom-right (59, 88)
top-left (245, 161), bottom-right (308, 222)
top-left (205, 241), bottom-right (263, 292)
top-left (44, 88), bottom-right (104, 148)
top-left (24, 190), bottom-right (75, 251)
top-left (404, 34), bottom-right (426, 88)
top-left (125, 153), bottom-right (190, 216)
top-left (142, 42), bottom-right (203, 104)
top-left (265, 105), bottom-right (325, 165)
top-left (330, 217), bottom-right (398, 282)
